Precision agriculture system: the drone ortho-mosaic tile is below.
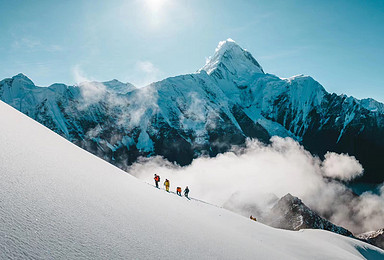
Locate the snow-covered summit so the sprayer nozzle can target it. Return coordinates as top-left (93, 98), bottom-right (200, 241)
top-left (360, 98), bottom-right (384, 113)
top-left (10, 73), bottom-right (35, 88)
top-left (76, 79), bottom-right (136, 95)
top-left (200, 38), bottom-right (264, 80)
top-left (102, 79), bottom-right (136, 94)
top-left (13, 73), bottom-right (32, 80)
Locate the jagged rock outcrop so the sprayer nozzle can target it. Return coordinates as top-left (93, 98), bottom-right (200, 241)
top-left (357, 228), bottom-right (384, 249)
top-left (263, 193), bottom-right (353, 237)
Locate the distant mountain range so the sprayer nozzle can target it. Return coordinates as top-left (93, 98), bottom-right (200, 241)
top-left (1, 39), bottom-right (383, 183)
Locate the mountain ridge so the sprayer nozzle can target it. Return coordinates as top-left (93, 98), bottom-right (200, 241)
top-left (1, 39), bottom-right (383, 183)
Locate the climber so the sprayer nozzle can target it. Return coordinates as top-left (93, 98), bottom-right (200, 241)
top-left (154, 174), bottom-right (160, 188)
top-left (184, 186), bottom-right (190, 198)
top-left (164, 179), bottom-right (170, 192)
top-left (250, 215), bottom-right (257, 221)
top-left (176, 187), bottom-right (182, 196)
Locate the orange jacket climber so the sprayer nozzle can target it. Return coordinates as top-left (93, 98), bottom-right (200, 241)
top-left (154, 174), bottom-right (160, 188)
top-left (176, 187), bottom-right (182, 196)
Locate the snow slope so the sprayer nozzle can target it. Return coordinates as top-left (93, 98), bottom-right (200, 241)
top-left (0, 101), bottom-right (383, 259)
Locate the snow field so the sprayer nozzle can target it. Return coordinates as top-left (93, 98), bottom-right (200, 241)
top-left (0, 101), bottom-right (383, 259)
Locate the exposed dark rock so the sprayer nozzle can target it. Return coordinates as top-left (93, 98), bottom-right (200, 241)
top-left (357, 228), bottom-right (384, 250)
top-left (263, 193), bottom-right (353, 237)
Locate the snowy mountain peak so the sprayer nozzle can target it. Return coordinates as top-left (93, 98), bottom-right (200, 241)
top-left (11, 73), bottom-right (35, 87)
top-left (13, 73), bottom-right (30, 79)
top-left (215, 38), bottom-right (239, 54)
top-left (105, 79), bottom-right (124, 84)
top-left (360, 98), bottom-right (384, 114)
top-left (75, 79), bottom-right (136, 95)
top-left (280, 193), bottom-right (296, 203)
top-left (102, 79), bottom-right (136, 94)
top-left (201, 39), bottom-right (264, 79)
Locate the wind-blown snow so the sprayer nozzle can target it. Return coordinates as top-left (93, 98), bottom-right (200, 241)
top-left (0, 101), bottom-right (383, 259)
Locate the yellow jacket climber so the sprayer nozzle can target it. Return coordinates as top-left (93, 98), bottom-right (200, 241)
top-left (164, 179), bottom-right (170, 192)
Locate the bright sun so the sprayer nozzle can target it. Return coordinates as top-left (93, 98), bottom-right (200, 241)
top-left (141, 0), bottom-right (172, 27)
top-left (144, 0), bottom-right (169, 13)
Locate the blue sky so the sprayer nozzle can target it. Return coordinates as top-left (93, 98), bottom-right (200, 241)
top-left (0, 0), bottom-right (383, 102)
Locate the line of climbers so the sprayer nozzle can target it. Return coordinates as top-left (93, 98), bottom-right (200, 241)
top-left (154, 174), bottom-right (256, 222)
top-left (154, 174), bottom-right (190, 198)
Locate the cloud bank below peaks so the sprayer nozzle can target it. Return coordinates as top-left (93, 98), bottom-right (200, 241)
top-left (129, 136), bottom-right (383, 234)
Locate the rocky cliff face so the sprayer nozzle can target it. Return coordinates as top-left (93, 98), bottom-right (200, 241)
top-left (263, 193), bottom-right (353, 237)
top-left (1, 39), bottom-right (383, 183)
top-left (357, 228), bottom-right (384, 249)
top-left (262, 193), bottom-right (384, 250)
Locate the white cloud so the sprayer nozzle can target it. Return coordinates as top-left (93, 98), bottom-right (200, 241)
top-left (12, 37), bottom-right (63, 53)
top-left (129, 137), bottom-right (384, 234)
top-left (72, 65), bottom-right (107, 109)
top-left (134, 60), bottom-right (162, 87)
top-left (71, 65), bottom-right (159, 130)
top-left (13, 37), bottom-right (41, 49)
top-left (321, 152), bottom-right (363, 181)
top-left (137, 60), bottom-right (160, 74)
top-left (72, 65), bottom-right (89, 84)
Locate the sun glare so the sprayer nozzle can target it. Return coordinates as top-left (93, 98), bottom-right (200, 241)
top-left (144, 0), bottom-right (168, 13)
top-left (141, 0), bottom-right (172, 27)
